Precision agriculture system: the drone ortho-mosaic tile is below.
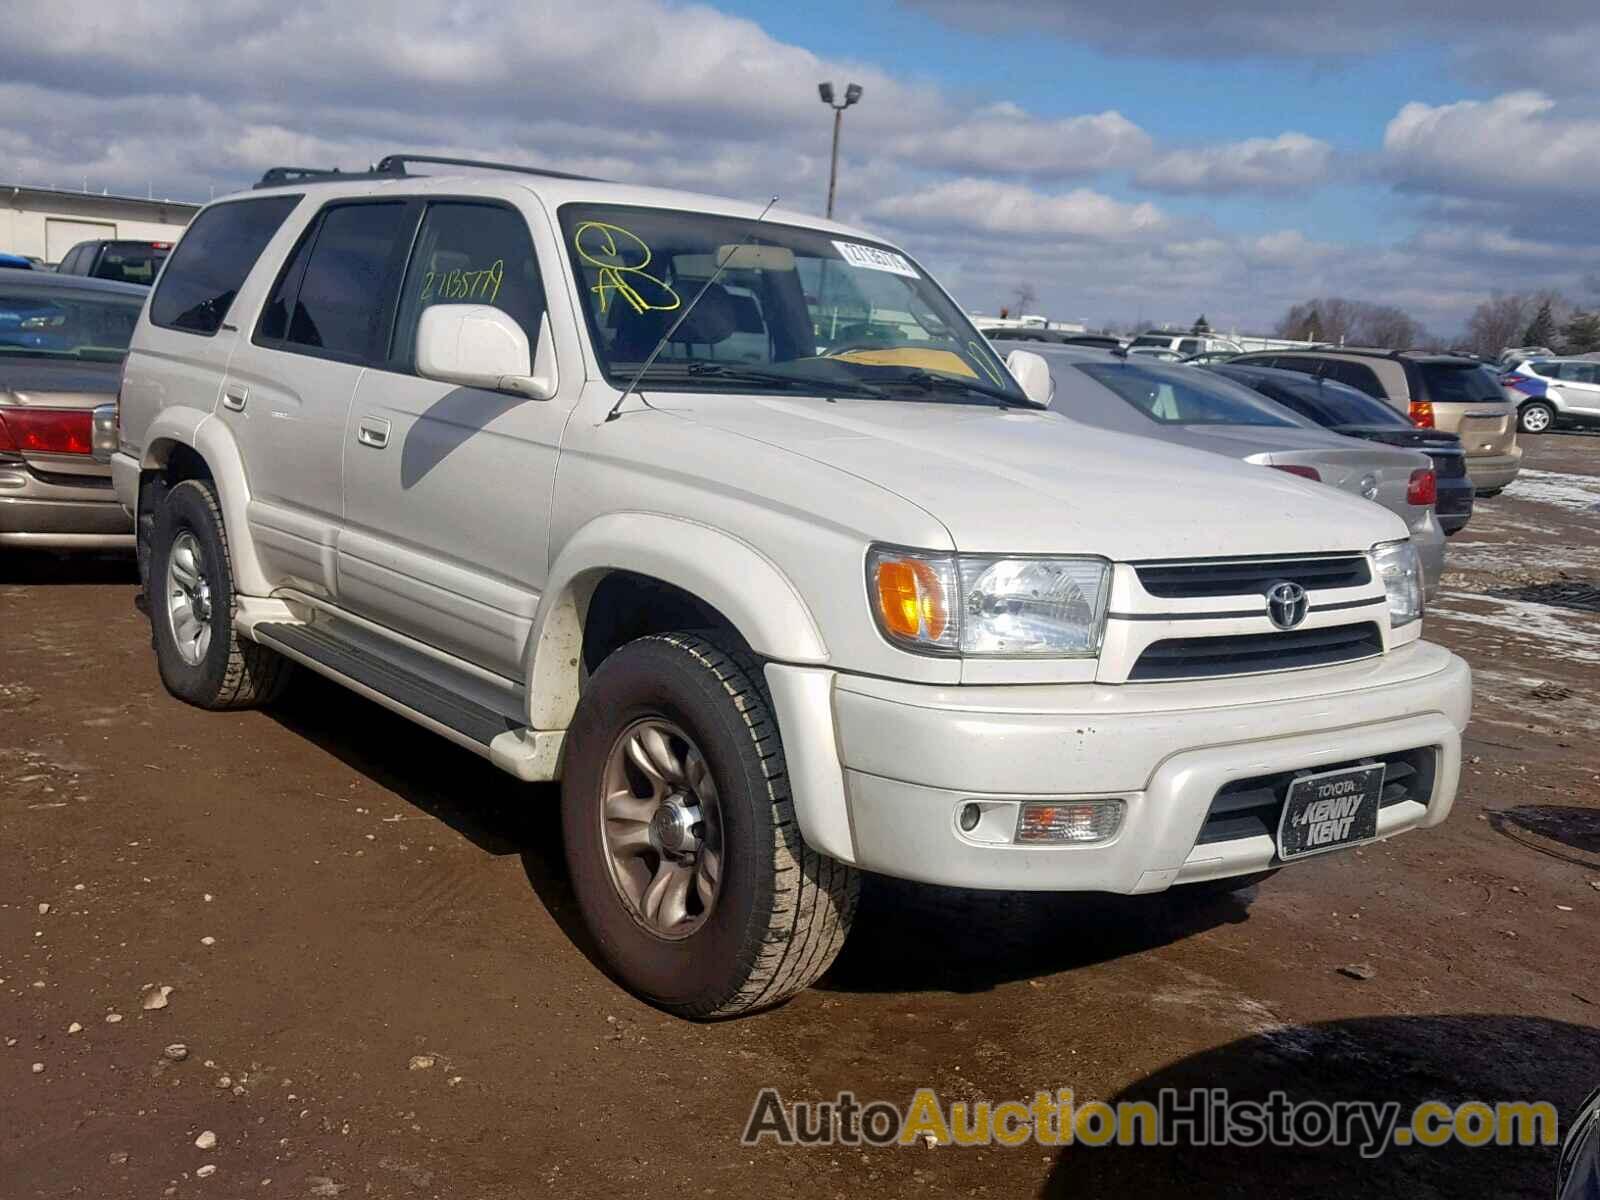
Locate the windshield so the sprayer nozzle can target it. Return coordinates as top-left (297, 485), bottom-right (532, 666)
top-left (0, 284), bottom-right (143, 361)
top-left (92, 243), bottom-right (170, 286)
top-left (559, 204), bottom-right (1022, 403)
top-left (1077, 361), bottom-right (1302, 427)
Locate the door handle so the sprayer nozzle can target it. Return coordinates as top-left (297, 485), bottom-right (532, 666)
top-left (222, 385), bottom-right (248, 412)
top-left (356, 416), bottom-right (391, 449)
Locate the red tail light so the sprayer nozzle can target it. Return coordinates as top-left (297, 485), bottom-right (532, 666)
top-left (1408, 400), bottom-right (1435, 428)
top-left (1271, 464), bottom-right (1321, 482)
top-left (1407, 467), bottom-right (1437, 506)
top-left (0, 406), bottom-right (94, 455)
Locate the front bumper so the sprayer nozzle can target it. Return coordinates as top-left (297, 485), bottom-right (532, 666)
top-left (1466, 449), bottom-right (1521, 493)
top-left (0, 461), bottom-right (133, 548)
top-left (772, 640), bottom-right (1470, 893)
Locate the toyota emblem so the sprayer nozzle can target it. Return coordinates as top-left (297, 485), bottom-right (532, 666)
top-left (1266, 580), bottom-right (1309, 630)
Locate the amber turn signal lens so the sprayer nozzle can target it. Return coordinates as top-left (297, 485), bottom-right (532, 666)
top-left (875, 557), bottom-right (948, 641)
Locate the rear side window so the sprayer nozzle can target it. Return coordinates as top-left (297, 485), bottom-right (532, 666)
top-left (1272, 356), bottom-right (1323, 377)
top-left (1324, 359), bottom-right (1385, 398)
top-left (390, 201), bottom-right (545, 370)
top-left (150, 195), bottom-right (300, 335)
top-left (1417, 362), bottom-right (1505, 405)
top-left (273, 202), bottom-right (412, 361)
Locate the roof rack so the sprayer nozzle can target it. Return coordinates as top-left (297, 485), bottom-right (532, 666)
top-left (253, 153), bottom-right (597, 190)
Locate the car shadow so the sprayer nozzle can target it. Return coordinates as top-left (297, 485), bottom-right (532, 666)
top-left (263, 673), bottom-right (1259, 1000)
top-left (263, 672), bottom-right (609, 975)
top-left (1488, 804), bottom-right (1600, 869)
top-left (0, 549), bottom-right (138, 585)
top-left (818, 874), bottom-right (1258, 996)
top-left (1040, 1014), bottom-right (1599, 1199)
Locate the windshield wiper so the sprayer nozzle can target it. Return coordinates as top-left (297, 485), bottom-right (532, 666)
top-left (885, 369), bottom-right (1039, 409)
top-left (668, 362), bottom-right (886, 398)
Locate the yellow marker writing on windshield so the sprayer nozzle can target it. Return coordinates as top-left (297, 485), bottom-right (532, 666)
top-left (573, 222), bottom-right (681, 317)
top-left (968, 341), bottom-right (1008, 388)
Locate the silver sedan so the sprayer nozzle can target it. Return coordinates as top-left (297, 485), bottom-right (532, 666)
top-left (993, 341), bottom-right (1447, 597)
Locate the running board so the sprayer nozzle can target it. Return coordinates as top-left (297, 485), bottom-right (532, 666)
top-left (251, 621), bottom-right (564, 781)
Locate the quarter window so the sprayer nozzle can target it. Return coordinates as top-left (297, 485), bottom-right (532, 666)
top-left (150, 195), bottom-right (300, 335)
top-left (390, 202), bottom-right (545, 370)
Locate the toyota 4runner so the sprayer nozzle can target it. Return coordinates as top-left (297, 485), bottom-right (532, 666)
top-left (114, 155), bottom-right (1471, 1018)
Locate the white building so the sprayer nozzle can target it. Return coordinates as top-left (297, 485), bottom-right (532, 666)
top-left (1, 184), bottom-right (199, 266)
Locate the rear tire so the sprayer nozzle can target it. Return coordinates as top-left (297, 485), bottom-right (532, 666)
top-left (1518, 401), bottom-right (1554, 435)
top-left (149, 479), bottom-right (292, 709)
top-left (561, 632), bottom-right (858, 1018)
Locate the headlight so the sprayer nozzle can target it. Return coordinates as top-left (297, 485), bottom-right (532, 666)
top-left (1371, 538), bottom-right (1423, 628)
top-left (868, 546), bottom-right (1110, 656)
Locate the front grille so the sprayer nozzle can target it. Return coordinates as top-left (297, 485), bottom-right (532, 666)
top-left (1196, 748), bottom-right (1436, 846)
top-left (1134, 554), bottom-right (1370, 599)
top-left (1129, 622), bottom-right (1382, 682)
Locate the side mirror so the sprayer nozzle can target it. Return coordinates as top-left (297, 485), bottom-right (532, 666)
top-left (1005, 349), bottom-right (1054, 407)
top-left (415, 305), bottom-right (557, 401)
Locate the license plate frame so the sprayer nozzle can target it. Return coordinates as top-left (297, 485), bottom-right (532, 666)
top-left (1276, 763), bottom-right (1386, 862)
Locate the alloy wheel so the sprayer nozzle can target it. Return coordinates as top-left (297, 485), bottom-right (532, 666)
top-left (599, 718), bottom-right (724, 940)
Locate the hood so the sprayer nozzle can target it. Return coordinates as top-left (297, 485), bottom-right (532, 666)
top-left (0, 357), bottom-right (122, 405)
top-left (652, 394), bottom-right (1407, 559)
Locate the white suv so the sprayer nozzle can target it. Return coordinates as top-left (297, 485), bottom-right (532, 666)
top-left (114, 155), bottom-right (1471, 1017)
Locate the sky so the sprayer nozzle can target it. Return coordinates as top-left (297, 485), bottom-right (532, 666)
top-left (4, 0), bottom-right (1599, 336)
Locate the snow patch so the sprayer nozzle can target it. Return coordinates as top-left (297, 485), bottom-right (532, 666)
top-left (1504, 469), bottom-right (1600, 514)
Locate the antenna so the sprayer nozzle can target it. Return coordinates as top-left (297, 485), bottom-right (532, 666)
top-left (603, 195), bottom-right (780, 424)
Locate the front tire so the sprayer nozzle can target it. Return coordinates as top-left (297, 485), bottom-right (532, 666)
top-left (1518, 401), bottom-right (1554, 435)
top-left (561, 632), bottom-right (858, 1018)
top-left (149, 478), bottom-right (292, 709)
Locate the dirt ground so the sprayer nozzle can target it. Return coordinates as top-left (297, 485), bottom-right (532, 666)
top-left (3, 434), bottom-right (1597, 1200)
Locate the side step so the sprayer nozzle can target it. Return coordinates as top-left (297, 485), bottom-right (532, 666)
top-left (253, 621), bottom-right (518, 747)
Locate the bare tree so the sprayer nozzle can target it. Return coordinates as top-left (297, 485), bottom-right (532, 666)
top-left (1356, 303), bottom-right (1423, 351)
top-left (1011, 283), bottom-right (1038, 316)
top-left (1464, 294), bottom-right (1532, 359)
top-left (1275, 296), bottom-right (1423, 349)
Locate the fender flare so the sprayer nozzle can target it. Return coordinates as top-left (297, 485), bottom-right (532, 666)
top-left (140, 410), bottom-right (270, 596)
top-left (525, 511), bottom-right (828, 730)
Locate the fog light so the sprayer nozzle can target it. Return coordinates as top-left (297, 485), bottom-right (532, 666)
top-left (1016, 800), bottom-right (1124, 844)
top-left (959, 803), bottom-right (981, 832)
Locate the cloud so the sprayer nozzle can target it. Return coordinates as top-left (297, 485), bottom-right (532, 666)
top-left (1135, 133), bottom-right (1333, 194)
top-left (903, 0), bottom-right (1600, 68)
top-left (887, 103), bottom-right (1151, 180)
top-left (1382, 91), bottom-right (1600, 201)
top-left (868, 178), bottom-right (1167, 240)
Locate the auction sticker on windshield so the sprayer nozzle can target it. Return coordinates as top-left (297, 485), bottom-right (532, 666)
top-left (833, 241), bottom-right (919, 278)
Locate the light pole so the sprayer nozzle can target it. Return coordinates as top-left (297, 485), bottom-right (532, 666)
top-left (818, 81), bottom-right (862, 219)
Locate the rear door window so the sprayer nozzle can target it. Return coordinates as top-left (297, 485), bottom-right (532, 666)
top-left (389, 201), bottom-right (545, 371)
top-left (276, 201), bottom-right (412, 362)
top-left (150, 195), bottom-right (301, 335)
top-left (1324, 359), bottom-right (1385, 398)
top-left (1418, 362), bottom-right (1506, 405)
